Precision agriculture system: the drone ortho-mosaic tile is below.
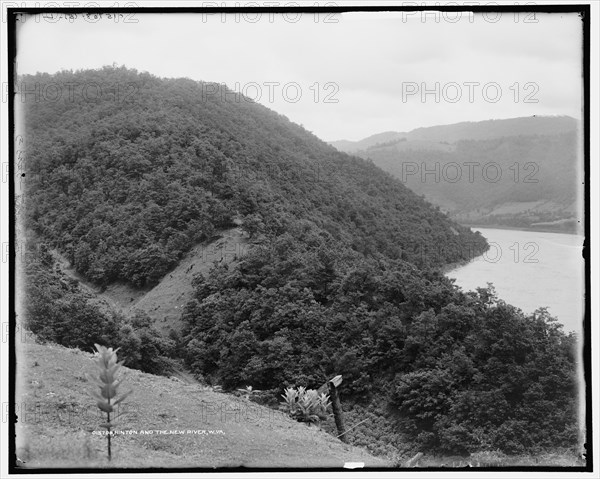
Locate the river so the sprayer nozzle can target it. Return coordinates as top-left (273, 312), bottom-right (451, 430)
top-left (447, 227), bottom-right (585, 334)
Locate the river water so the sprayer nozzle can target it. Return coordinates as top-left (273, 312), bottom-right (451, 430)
top-left (447, 227), bottom-right (585, 334)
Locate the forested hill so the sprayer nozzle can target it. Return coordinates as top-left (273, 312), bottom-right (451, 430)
top-left (331, 117), bottom-right (581, 233)
top-left (21, 66), bottom-right (486, 288)
top-left (330, 116), bottom-right (578, 153)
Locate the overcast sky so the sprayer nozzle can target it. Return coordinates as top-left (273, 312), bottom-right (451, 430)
top-left (16, 10), bottom-right (583, 141)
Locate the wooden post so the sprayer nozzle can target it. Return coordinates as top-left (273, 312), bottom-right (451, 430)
top-left (327, 375), bottom-right (347, 443)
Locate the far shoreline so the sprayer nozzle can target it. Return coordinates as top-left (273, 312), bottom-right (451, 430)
top-left (458, 223), bottom-right (584, 236)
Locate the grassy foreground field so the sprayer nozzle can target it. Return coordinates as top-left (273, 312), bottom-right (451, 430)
top-left (15, 341), bottom-right (389, 469)
top-left (14, 339), bottom-right (585, 470)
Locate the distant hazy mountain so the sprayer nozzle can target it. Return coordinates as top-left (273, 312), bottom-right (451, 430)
top-left (330, 131), bottom-right (406, 153)
top-left (330, 116), bottom-right (578, 153)
top-left (333, 116), bottom-right (582, 233)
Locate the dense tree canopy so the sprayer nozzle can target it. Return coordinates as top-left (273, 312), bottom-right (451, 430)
top-left (179, 222), bottom-right (579, 454)
top-left (22, 66), bottom-right (487, 287)
top-left (23, 242), bottom-right (175, 375)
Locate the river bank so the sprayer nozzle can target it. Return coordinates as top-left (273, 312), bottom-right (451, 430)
top-left (459, 223), bottom-right (583, 236)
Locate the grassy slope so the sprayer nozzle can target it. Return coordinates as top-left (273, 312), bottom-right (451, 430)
top-left (53, 225), bottom-right (248, 334)
top-left (129, 225), bottom-right (248, 334)
top-left (16, 340), bottom-right (390, 469)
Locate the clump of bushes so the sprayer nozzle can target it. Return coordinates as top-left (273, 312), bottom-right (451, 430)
top-left (280, 386), bottom-right (331, 424)
top-left (24, 244), bottom-right (176, 377)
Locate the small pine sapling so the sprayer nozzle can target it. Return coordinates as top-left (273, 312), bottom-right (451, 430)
top-left (89, 344), bottom-right (132, 461)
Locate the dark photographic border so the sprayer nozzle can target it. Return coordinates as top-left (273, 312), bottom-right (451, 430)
top-left (6, 3), bottom-right (592, 474)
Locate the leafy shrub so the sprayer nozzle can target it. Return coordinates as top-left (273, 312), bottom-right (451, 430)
top-left (281, 386), bottom-right (331, 424)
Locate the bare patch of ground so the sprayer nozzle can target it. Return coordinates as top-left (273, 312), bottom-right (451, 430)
top-left (52, 226), bottom-right (249, 334)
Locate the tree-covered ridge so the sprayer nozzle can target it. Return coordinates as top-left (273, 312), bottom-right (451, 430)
top-left (22, 66), bottom-right (486, 287)
top-left (330, 115), bottom-right (578, 153)
top-left (360, 133), bottom-right (581, 232)
top-left (181, 221), bottom-right (579, 455)
top-left (366, 133), bottom-right (579, 207)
